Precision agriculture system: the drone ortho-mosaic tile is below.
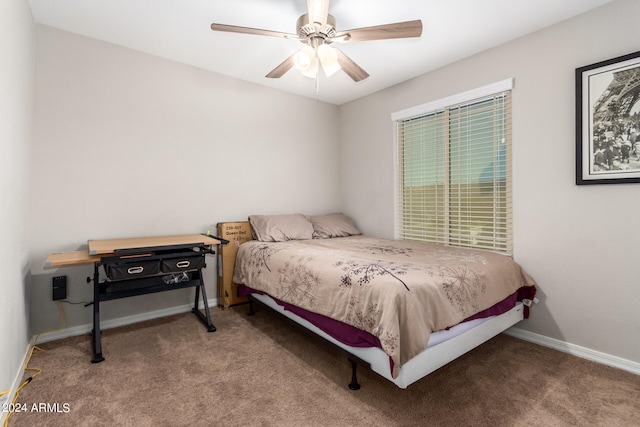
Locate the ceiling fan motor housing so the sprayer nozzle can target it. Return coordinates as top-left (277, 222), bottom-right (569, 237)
top-left (297, 13), bottom-right (337, 42)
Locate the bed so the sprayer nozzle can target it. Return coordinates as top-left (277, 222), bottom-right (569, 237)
top-left (232, 213), bottom-right (536, 389)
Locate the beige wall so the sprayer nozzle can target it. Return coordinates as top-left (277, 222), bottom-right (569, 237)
top-left (29, 26), bottom-right (340, 333)
top-left (0, 0), bottom-right (34, 401)
top-left (338, 0), bottom-right (640, 364)
top-left (22, 0), bottom-right (639, 376)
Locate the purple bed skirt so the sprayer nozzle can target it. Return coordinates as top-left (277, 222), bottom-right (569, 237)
top-left (239, 284), bottom-right (536, 350)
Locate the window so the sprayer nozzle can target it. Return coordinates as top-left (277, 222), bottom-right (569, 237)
top-left (392, 79), bottom-right (513, 255)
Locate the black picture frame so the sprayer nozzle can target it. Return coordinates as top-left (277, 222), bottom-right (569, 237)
top-left (576, 50), bottom-right (640, 185)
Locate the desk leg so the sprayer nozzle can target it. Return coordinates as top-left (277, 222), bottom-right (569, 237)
top-left (91, 263), bottom-right (105, 363)
top-left (192, 270), bottom-right (216, 332)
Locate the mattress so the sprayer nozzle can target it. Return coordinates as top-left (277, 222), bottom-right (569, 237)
top-left (233, 236), bottom-right (536, 378)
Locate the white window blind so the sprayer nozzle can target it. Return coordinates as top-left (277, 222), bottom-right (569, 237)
top-left (393, 80), bottom-right (513, 255)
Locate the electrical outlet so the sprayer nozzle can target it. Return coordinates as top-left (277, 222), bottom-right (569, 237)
top-left (52, 276), bottom-right (67, 301)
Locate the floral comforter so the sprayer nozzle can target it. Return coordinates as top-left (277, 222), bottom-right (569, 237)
top-left (233, 236), bottom-right (535, 378)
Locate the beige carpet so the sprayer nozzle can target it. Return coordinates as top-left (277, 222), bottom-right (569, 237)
top-left (9, 306), bottom-right (640, 426)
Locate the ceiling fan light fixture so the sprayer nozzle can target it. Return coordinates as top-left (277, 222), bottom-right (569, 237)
top-left (317, 44), bottom-right (340, 77)
top-left (294, 46), bottom-right (316, 71)
top-left (301, 56), bottom-right (319, 78)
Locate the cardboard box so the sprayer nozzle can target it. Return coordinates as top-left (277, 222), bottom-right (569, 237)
top-left (217, 221), bottom-right (253, 309)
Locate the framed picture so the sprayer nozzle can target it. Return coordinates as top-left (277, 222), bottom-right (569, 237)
top-left (576, 50), bottom-right (640, 185)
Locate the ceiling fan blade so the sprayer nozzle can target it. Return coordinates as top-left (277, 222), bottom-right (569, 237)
top-left (307, 0), bottom-right (330, 28)
top-left (336, 19), bottom-right (422, 43)
top-left (265, 53), bottom-right (297, 78)
top-left (210, 23), bottom-right (293, 39)
top-left (334, 48), bottom-right (369, 82)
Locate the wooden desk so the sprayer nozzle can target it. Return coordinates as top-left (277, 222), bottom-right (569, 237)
top-left (46, 234), bottom-right (222, 363)
top-left (45, 235), bottom-right (221, 266)
top-left (87, 234), bottom-right (221, 255)
top-left (45, 251), bottom-right (101, 268)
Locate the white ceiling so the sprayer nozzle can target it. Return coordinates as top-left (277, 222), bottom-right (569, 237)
top-left (28, 0), bottom-right (615, 105)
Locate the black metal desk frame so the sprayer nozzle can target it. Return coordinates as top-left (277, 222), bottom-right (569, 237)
top-left (90, 243), bottom-right (216, 363)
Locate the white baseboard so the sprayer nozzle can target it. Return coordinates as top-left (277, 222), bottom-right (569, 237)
top-left (36, 297), bottom-right (218, 344)
top-left (504, 327), bottom-right (640, 376)
top-left (0, 335), bottom-right (37, 426)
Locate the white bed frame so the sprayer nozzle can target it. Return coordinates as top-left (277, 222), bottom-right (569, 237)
top-left (249, 292), bottom-right (525, 389)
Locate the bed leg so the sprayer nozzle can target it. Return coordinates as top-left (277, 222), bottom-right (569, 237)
top-left (248, 300), bottom-right (255, 316)
top-left (348, 359), bottom-right (361, 390)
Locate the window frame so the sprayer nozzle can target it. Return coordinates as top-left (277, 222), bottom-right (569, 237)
top-left (392, 78), bottom-right (514, 255)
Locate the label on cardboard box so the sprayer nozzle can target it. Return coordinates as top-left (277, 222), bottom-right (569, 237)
top-left (217, 221), bottom-right (253, 308)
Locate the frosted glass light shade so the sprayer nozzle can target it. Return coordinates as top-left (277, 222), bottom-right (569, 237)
top-left (301, 57), bottom-right (319, 78)
top-left (294, 46), bottom-right (316, 71)
top-left (317, 44), bottom-right (340, 77)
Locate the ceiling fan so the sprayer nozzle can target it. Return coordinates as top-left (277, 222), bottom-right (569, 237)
top-left (210, 0), bottom-right (422, 82)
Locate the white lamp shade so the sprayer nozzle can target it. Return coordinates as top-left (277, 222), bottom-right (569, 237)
top-left (317, 44), bottom-right (341, 77)
top-left (301, 57), bottom-right (319, 78)
top-left (294, 46), bottom-right (316, 71)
